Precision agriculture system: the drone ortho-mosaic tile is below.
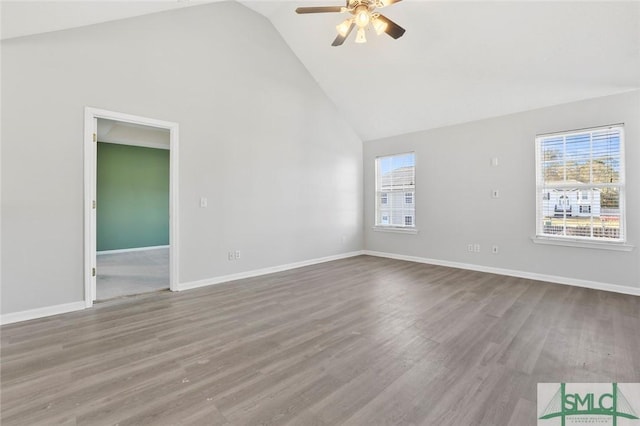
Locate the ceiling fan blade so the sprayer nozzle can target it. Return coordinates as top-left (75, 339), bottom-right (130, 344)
top-left (296, 6), bottom-right (343, 14)
top-left (331, 22), bottom-right (355, 46)
top-left (377, 14), bottom-right (406, 39)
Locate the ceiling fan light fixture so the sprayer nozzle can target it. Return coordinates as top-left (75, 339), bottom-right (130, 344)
top-left (336, 18), bottom-right (353, 37)
top-left (295, 0), bottom-right (405, 47)
top-left (355, 5), bottom-right (370, 28)
top-left (372, 17), bottom-right (387, 35)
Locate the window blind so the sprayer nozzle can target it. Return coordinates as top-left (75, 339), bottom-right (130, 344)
top-left (535, 125), bottom-right (625, 241)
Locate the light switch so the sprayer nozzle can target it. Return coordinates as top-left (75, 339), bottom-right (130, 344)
top-left (492, 189), bottom-right (500, 199)
top-left (491, 157), bottom-right (499, 167)
top-left (200, 197), bottom-right (208, 208)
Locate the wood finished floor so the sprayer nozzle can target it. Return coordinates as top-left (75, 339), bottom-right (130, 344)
top-left (97, 248), bottom-right (169, 300)
top-left (1, 255), bottom-right (639, 425)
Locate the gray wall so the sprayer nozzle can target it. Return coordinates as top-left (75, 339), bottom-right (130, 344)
top-left (364, 91), bottom-right (639, 289)
top-left (1, 2), bottom-right (363, 314)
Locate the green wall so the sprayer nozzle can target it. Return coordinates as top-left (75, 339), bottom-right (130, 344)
top-left (97, 143), bottom-right (169, 251)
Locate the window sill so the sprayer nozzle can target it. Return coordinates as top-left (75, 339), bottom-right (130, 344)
top-left (373, 226), bottom-right (419, 235)
top-left (531, 236), bottom-right (634, 252)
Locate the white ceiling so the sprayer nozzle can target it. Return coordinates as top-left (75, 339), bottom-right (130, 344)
top-left (97, 119), bottom-right (170, 150)
top-left (0, 1), bottom-right (222, 41)
top-left (3, 1), bottom-right (639, 141)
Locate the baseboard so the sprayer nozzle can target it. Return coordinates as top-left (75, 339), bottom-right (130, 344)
top-left (362, 250), bottom-right (640, 296)
top-left (1, 301), bottom-right (86, 326)
top-left (2, 251), bottom-right (362, 325)
top-left (6, 249), bottom-right (632, 325)
top-left (177, 250), bottom-right (365, 291)
top-left (97, 245), bottom-right (169, 255)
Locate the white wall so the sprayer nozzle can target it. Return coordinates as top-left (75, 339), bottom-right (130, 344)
top-left (364, 91), bottom-right (640, 290)
top-left (1, 2), bottom-right (363, 315)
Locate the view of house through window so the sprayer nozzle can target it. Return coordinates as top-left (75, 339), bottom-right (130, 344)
top-left (535, 125), bottom-right (625, 242)
top-left (375, 152), bottom-right (415, 228)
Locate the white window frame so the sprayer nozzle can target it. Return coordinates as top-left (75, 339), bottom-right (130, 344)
top-left (374, 152), bottom-right (417, 234)
top-left (533, 124), bottom-right (632, 251)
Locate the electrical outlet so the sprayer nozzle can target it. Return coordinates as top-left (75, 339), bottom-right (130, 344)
top-left (474, 243), bottom-right (481, 253)
top-left (235, 250), bottom-right (241, 260)
top-left (228, 251), bottom-right (234, 261)
top-left (492, 245), bottom-right (499, 254)
top-left (467, 244), bottom-right (474, 252)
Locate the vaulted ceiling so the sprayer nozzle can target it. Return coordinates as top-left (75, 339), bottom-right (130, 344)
top-left (3, 1), bottom-right (639, 141)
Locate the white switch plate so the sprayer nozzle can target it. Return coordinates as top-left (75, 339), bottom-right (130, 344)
top-left (492, 189), bottom-right (500, 199)
top-left (492, 245), bottom-right (499, 254)
top-left (491, 157), bottom-right (499, 167)
top-left (200, 197), bottom-right (208, 208)
top-left (235, 250), bottom-right (241, 260)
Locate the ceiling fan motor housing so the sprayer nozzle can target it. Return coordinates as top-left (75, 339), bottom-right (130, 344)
top-left (348, 0), bottom-right (375, 11)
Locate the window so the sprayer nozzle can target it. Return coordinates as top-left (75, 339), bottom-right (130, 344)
top-left (405, 192), bottom-right (413, 204)
top-left (375, 152), bottom-right (415, 228)
top-left (535, 125), bottom-right (625, 242)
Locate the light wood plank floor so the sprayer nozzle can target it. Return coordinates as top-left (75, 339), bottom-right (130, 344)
top-left (97, 248), bottom-right (169, 300)
top-left (2, 256), bottom-right (639, 425)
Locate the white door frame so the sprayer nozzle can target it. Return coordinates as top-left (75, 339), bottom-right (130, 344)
top-left (84, 107), bottom-right (179, 308)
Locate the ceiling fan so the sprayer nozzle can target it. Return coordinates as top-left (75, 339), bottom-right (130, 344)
top-left (296, 0), bottom-right (406, 46)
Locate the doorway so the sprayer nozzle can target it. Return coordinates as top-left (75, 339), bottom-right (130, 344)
top-left (84, 108), bottom-right (179, 307)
